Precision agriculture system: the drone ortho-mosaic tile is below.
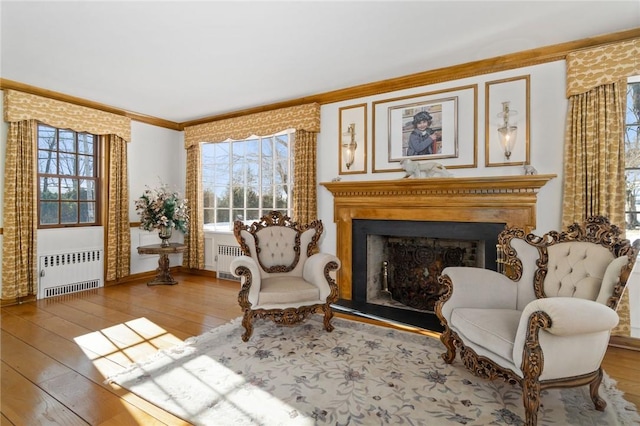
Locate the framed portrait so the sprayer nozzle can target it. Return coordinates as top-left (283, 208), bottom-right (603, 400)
top-left (372, 84), bottom-right (478, 173)
top-left (338, 103), bottom-right (367, 174)
top-left (485, 75), bottom-right (530, 166)
top-left (388, 97), bottom-right (458, 162)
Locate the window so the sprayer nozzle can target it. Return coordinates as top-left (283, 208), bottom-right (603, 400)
top-left (625, 77), bottom-right (640, 243)
top-left (37, 123), bottom-right (99, 227)
top-left (202, 129), bottom-right (294, 231)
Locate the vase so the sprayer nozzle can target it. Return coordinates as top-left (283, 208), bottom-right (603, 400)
top-left (158, 225), bottom-right (172, 247)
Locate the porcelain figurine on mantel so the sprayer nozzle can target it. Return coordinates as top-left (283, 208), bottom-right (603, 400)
top-left (400, 158), bottom-right (453, 178)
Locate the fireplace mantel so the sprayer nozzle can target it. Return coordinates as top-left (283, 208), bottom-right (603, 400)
top-left (321, 174), bottom-right (556, 300)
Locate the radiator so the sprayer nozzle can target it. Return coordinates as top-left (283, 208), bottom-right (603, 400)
top-left (216, 244), bottom-right (242, 281)
top-left (38, 249), bottom-right (104, 299)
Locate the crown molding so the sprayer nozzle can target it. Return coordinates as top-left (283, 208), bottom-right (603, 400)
top-left (2, 27), bottom-right (638, 131)
top-left (0, 78), bottom-right (182, 131)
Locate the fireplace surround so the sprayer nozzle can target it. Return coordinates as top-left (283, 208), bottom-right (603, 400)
top-left (321, 174), bottom-right (556, 329)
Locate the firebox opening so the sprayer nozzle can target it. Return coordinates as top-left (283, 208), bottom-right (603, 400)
top-left (339, 219), bottom-right (505, 332)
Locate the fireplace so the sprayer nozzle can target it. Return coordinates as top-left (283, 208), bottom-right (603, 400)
top-left (349, 219), bottom-right (505, 330)
top-left (321, 174), bottom-right (555, 331)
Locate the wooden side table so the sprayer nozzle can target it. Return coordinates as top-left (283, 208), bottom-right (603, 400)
top-left (137, 243), bottom-right (187, 286)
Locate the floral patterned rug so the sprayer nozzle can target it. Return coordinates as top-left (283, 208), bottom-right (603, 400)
top-left (107, 316), bottom-right (639, 425)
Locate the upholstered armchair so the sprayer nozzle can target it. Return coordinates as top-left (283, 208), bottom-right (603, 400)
top-left (435, 216), bottom-right (635, 426)
top-left (231, 211), bottom-right (341, 342)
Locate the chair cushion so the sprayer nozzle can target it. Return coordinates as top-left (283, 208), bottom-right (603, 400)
top-left (451, 308), bottom-right (522, 362)
top-left (257, 276), bottom-right (320, 305)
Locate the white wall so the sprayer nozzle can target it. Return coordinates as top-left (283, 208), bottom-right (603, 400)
top-left (128, 121), bottom-right (185, 274)
top-left (316, 61), bottom-right (567, 255)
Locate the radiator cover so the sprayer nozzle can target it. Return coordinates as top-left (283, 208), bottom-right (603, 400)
top-left (38, 249), bottom-right (104, 299)
top-left (216, 244), bottom-right (242, 281)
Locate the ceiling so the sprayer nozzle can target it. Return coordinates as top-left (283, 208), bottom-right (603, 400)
top-left (1, 1), bottom-right (639, 124)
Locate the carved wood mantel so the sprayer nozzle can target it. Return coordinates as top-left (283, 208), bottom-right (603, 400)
top-left (320, 174), bottom-right (556, 300)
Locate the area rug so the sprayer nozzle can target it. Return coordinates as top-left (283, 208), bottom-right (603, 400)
top-left (107, 316), bottom-right (640, 425)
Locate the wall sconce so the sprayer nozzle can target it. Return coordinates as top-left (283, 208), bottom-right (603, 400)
top-left (342, 123), bottom-right (357, 170)
top-left (497, 101), bottom-right (518, 159)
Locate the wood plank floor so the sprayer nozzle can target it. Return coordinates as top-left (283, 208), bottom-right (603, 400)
top-left (1, 272), bottom-right (639, 425)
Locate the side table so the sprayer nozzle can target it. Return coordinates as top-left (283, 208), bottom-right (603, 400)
top-left (137, 243), bottom-right (187, 286)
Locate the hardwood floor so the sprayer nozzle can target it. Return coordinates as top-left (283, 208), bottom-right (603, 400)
top-left (1, 272), bottom-right (639, 425)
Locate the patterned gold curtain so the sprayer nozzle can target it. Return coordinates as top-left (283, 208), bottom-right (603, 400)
top-left (183, 103), bottom-right (321, 266)
top-left (105, 134), bottom-right (131, 281)
top-left (2, 90), bottom-right (132, 300)
top-left (563, 39), bottom-right (640, 336)
top-left (293, 130), bottom-right (318, 224)
top-left (183, 144), bottom-right (204, 269)
top-left (561, 81), bottom-right (626, 227)
top-left (2, 120), bottom-right (38, 300)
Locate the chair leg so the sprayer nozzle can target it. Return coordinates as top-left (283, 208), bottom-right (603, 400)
top-left (241, 310), bottom-right (254, 342)
top-left (522, 377), bottom-right (541, 426)
top-left (440, 327), bottom-right (456, 363)
top-left (589, 368), bottom-right (607, 411)
top-left (322, 304), bottom-right (335, 332)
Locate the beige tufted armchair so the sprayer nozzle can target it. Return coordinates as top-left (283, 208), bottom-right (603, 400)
top-left (231, 211), bottom-right (341, 341)
top-left (435, 216), bottom-right (635, 426)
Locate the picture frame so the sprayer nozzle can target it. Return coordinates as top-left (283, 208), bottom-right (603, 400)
top-left (372, 85), bottom-right (477, 173)
top-left (485, 75), bottom-right (530, 166)
top-left (338, 103), bottom-right (367, 174)
top-left (387, 97), bottom-right (458, 162)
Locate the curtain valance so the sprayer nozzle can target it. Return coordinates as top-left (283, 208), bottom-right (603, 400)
top-left (566, 38), bottom-right (640, 97)
top-left (3, 90), bottom-right (131, 141)
top-left (184, 103), bottom-right (320, 148)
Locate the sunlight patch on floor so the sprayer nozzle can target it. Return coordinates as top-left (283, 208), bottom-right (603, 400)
top-left (73, 317), bottom-right (183, 374)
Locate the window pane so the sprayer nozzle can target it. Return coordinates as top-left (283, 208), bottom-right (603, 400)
top-left (38, 125), bottom-right (57, 150)
top-left (216, 209), bottom-right (230, 224)
top-left (61, 201), bottom-right (78, 224)
top-left (275, 185), bottom-right (288, 208)
top-left (77, 133), bottom-right (94, 154)
top-left (262, 186), bottom-right (274, 209)
top-left (247, 186), bottom-right (260, 208)
top-left (61, 178), bottom-right (78, 200)
top-left (40, 177), bottom-right (59, 200)
top-left (203, 189), bottom-right (215, 208)
top-left (59, 130), bottom-right (76, 152)
top-left (232, 209), bottom-right (244, 222)
top-left (274, 158), bottom-right (288, 184)
top-left (204, 208), bottom-right (215, 225)
top-left (40, 202), bottom-right (59, 225)
top-left (59, 153), bottom-right (77, 175)
top-left (217, 188), bottom-right (230, 208)
top-left (38, 151), bottom-right (58, 174)
top-left (78, 155), bottom-right (94, 176)
top-left (80, 179), bottom-right (96, 200)
top-left (246, 210), bottom-right (260, 222)
top-left (79, 202), bottom-right (95, 223)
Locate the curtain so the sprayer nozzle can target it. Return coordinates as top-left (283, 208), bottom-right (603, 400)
top-left (183, 144), bottom-right (204, 269)
top-left (105, 134), bottom-right (131, 281)
top-left (293, 130), bottom-right (318, 224)
top-left (2, 120), bottom-right (38, 300)
top-left (183, 103), bottom-right (321, 266)
top-left (561, 82), bottom-right (626, 227)
top-left (2, 90), bottom-right (132, 300)
top-left (563, 39), bottom-right (640, 336)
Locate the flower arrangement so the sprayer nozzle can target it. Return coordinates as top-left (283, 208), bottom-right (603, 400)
top-left (135, 183), bottom-right (189, 233)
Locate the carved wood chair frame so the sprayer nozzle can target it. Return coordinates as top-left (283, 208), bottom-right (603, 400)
top-left (435, 216), bottom-right (636, 426)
